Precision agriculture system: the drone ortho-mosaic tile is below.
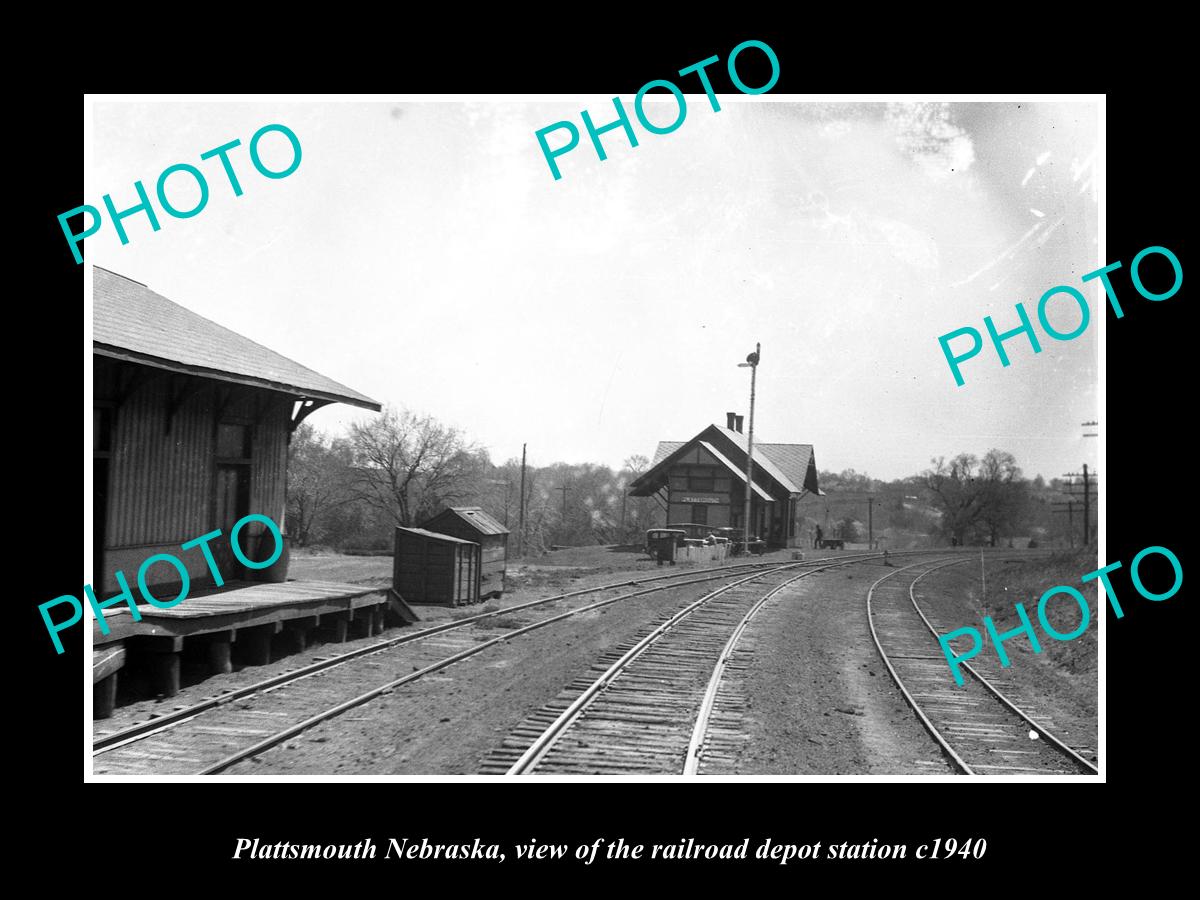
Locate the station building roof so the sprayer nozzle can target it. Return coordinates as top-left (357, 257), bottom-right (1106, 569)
top-left (631, 424), bottom-right (822, 498)
top-left (93, 266), bottom-right (381, 411)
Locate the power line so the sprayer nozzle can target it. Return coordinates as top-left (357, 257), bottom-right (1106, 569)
top-left (1060, 463), bottom-right (1098, 547)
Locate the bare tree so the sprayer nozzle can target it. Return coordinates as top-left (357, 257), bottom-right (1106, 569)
top-left (925, 453), bottom-right (983, 544)
top-left (286, 424), bottom-right (355, 546)
top-left (348, 406), bottom-right (484, 527)
top-left (618, 454), bottom-right (656, 543)
top-left (924, 449), bottom-right (1028, 546)
top-left (976, 449), bottom-right (1027, 546)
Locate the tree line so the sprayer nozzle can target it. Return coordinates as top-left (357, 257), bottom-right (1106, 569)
top-left (813, 454), bottom-right (1092, 549)
top-left (287, 405), bottom-right (1093, 555)
top-left (286, 406), bottom-right (659, 554)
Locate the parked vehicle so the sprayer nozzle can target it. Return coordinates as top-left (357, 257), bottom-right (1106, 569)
top-left (645, 528), bottom-right (687, 564)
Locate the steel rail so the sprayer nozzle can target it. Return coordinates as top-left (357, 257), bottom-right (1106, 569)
top-left (204, 551), bottom-right (957, 774)
top-left (906, 564), bottom-right (1099, 775)
top-left (93, 557), bottom-right (792, 754)
top-left (195, 561), bottom-right (827, 774)
top-left (682, 568), bottom-right (820, 774)
top-left (510, 549), bottom-right (1042, 776)
top-left (866, 558), bottom-right (976, 772)
top-left (683, 550), bottom-right (1056, 774)
top-left (504, 563), bottom-right (812, 775)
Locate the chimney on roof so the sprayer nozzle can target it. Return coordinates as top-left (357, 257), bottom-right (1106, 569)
top-left (735, 415), bottom-right (744, 433)
top-left (726, 412), bottom-right (738, 431)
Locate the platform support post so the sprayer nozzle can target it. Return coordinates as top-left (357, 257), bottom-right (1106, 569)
top-left (207, 635), bottom-right (233, 675)
top-left (148, 650), bottom-right (181, 698)
top-left (94, 673), bottom-right (118, 719)
top-left (321, 614), bottom-right (349, 643)
top-left (279, 625), bottom-right (307, 655)
top-left (241, 626), bottom-right (274, 666)
top-left (350, 610), bottom-right (373, 640)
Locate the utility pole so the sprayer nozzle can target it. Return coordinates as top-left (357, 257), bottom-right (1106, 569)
top-left (738, 343), bottom-right (761, 548)
top-left (1051, 498), bottom-right (1075, 548)
top-left (559, 483), bottom-right (569, 524)
top-left (518, 443), bottom-right (526, 558)
top-left (1066, 499), bottom-right (1074, 548)
top-left (980, 545), bottom-right (987, 625)
top-left (1082, 464), bottom-right (1091, 548)
top-left (620, 489), bottom-right (628, 544)
top-left (1061, 465), bottom-right (1098, 547)
top-left (978, 546), bottom-right (989, 648)
top-left (867, 497), bottom-right (874, 550)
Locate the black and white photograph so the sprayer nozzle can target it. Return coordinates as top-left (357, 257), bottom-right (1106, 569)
top-left (77, 93), bottom-right (1107, 781)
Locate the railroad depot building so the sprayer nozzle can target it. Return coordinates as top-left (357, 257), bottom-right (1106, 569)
top-left (92, 266), bottom-right (382, 593)
top-left (628, 414), bottom-right (822, 549)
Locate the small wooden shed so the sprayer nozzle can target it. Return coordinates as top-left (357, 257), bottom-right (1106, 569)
top-left (393, 527), bottom-right (481, 607)
top-left (421, 507), bottom-right (509, 598)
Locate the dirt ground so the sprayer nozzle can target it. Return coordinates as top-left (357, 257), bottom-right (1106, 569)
top-left (913, 554), bottom-right (1098, 757)
top-left (719, 552), bottom-right (1096, 773)
top-left (288, 545), bottom-right (816, 629)
top-left (225, 553), bottom-right (954, 776)
top-left (725, 559), bottom-right (956, 775)
top-left (98, 548), bottom-right (789, 732)
top-left (289, 544), bottom-right (834, 587)
top-left (102, 548), bottom-right (1091, 775)
top-left (288, 552), bottom-right (392, 586)
top-left (223, 569), bottom-right (788, 775)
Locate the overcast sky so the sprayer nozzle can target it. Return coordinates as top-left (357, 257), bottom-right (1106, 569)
top-left (89, 98), bottom-right (1099, 482)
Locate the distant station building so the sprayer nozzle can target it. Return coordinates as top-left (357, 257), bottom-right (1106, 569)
top-left (627, 413), bottom-right (822, 549)
top-left (92, 266), bottom-right (382, 594)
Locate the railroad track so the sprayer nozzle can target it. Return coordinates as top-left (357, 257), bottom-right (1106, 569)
top-left (92, 556), bottom-right (820, 775)
top-left (486, 555), bottom-right (887, 775)
top-left (866, 558), bottom-right (1098, 776)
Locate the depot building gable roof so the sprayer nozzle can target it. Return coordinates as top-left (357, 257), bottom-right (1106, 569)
top-left (93, 267), bottom-right (381, 411)
top-left (633, 423), bottom-right (821, 498)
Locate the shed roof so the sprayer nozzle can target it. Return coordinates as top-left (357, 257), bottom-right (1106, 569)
top-left (93, 267), bottom-right (381, 411)
top-left (395, 526), bottom-right (479, 546)
top-left (423, 506), bottom-right (510, 536)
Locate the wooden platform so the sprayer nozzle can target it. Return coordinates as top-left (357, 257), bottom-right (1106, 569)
top-left (93, 642), bottom-right (126, 683)
top-left (92, 580), bottom-right (387, 646)
top-left (90, 580), bottom-right (398, 715)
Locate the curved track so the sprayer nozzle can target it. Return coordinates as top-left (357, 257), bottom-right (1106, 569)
top-left (490, 556), bottom-right (883, 775)
top-left (867, 558), bottom-right (1097, 775)
top-left (92, 558), bottom-right (807, 775)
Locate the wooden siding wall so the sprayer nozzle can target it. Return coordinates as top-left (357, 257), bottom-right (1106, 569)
top-left (665, 444), bottom-right (734, 527)
top-left (479, 534), bottom-right (506, 594)
top-left (393, 529), bottom-right (481, 606)
top-left (95, 358), bottom-right (291, 570)
top-left (421, 518), bottom-right (507, 597)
